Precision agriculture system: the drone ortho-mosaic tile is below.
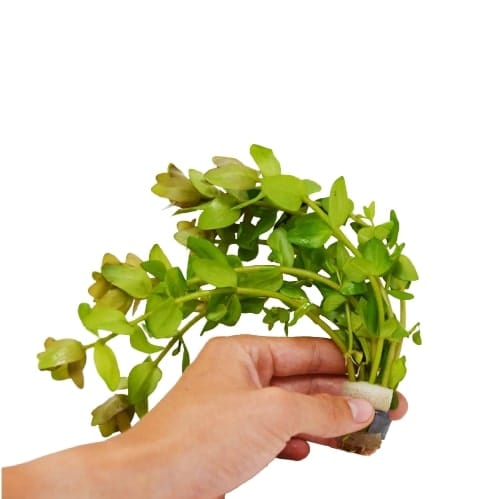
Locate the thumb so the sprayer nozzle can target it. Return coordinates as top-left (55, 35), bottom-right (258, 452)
top-left (276, 391), bottom-right (375, 439)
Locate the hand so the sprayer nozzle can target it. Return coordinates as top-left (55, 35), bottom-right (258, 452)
top-left (2, 335), bottom-right (407, 498)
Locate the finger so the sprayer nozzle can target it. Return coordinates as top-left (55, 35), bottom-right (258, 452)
top-left (237, 335), bottom-right (347, 385)
top-left (277, 438), bottom-right (310, 461)
top-left (262, 388), bottom-right (374, 440)
top-left (270, 374), bottom-right (345, 395)
top-left (389, 392), bottom-right (408, 420)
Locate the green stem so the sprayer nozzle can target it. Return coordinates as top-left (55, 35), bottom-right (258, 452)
top-left (83, 332), bottom-right (116, 350)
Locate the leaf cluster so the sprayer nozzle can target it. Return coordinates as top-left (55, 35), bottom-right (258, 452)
top-left (37, 144), bottom-right (420, 437)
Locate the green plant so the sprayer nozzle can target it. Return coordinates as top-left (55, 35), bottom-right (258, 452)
top-left (38, 144), bottom-right (420, 451)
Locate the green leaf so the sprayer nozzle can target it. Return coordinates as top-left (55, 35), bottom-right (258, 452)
top-left (249, 144), bottom-right (281, 176)
top-left (303, 179), bottom-right (321, 195)
top-left (261, 175), bottom-right (306, 212)
top-left (322, 291), bottom-right (347, 312)
top-left (379, 317), bottom-right (399, 338)
top-left (146, 297), bottom-right (183, 338)
top-left (102, 264), bottom-right (152, 299)
top-left (343, 257), bottom-right (376, 282)
top-left (328, 176), bottom-right (354, 227)
top-left (374, 222), bottom-right (394, 241)
top-left (340, 281), bottom-right (368, 296)
top-left (388, 356), bottom-right (407, 389)
top-left (280, 282), bottom-right (309, 300)
top-left (287, 213), bottom-right (332, 248)
top-left (412, 330), bottom-right (422, 345)
top-left (207, 303), bottom-right (227, 322)
top-left (141, 260), bottom-right (166, 281)
top-left (38, 339), bottom-right (85, 370)
top-left (165, 267), bottom-right (187, 297)
top-left (130, 327), bottom-right (163, 354)
top-left (393, 254), bottom-right (419, 281)
top-left (238, 268), bottom-right (283, 292)
top-left (93, 342), bottom-right (120, 391)
top-left (360, 238), bottom-right (392, 276)
top-left (181, 342), bottom-right (191, 372)
top-left (365, 293), bottom-right (378, 335)
top-left (149, 243), bottom-right (172, 270)
top-left (387, 209), bottom-right (399, 247)
top-left (205, 164), bottom-right (259, 190)
top-left (188, 169), bottom-right (219, 198)
top-left (78, 303), bottom-right (96, 335)
top-left (240, 297), bottom-right (267, 314)
top-left (191, 258), bottom-right (237, 287)
top-left (128, 361), bottom-right (162, 405)
top-left (363, 201), bottom-right (375, 221)
top-left (357, 226), bottom-right (375, 245)
top-left (387, 289), bottom-right (414, 300)
top-left (267, 228), bottom-right (294, 267)
top-left (187, 236), bottom-right (229, 265)
top-left (81, 305), bottom-right (135, 335)
top-left (198, 196), bottom-right (241, 230)
top-left (212, 156), bottom-right (245, 168)
top-left (222, 295), bottom-right (242, 326)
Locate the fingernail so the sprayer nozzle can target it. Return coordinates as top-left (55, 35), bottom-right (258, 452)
top-left (347, 398), bottom-right (374, 423)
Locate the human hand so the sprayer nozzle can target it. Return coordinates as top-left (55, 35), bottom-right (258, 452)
top-left (2, 335), bottom-right (407, 499)
top-left (108, 335), bottom-right (407, 498)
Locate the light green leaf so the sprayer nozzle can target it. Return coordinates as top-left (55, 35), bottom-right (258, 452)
top-left (38, 339), bottom-right (85, 370)
top-left (261, 175), bottom-right (306, 212)
top-left (393, 254), bottom-right (419, 281)
top-left (343, 257), bottom-right (376, 282)
top-left (182, 342), bottom-right (190, 372)
top-left (303, 179), bottom-right (321, 195)
top-left (361, 238), bottom-right (392, 276)
top-left (322, 292), bottom-right (347, 312)
top-left (205, 164), bottom-right (259, 190)
top-left (188, 169), bottom-right (219, 198)
top-left (146, 297), bottom-right (183, 338)
top-left (388, 289), bottom-right (414, 300)
top-left (165, 267), bottom-right (187, 297)
top-left (249, 144), bottom-right (281, 176)
top-left (102, 264), bottom-right (152, 299)
top-left (388, 356), bottom-right (407, 389)
top-left (191, 258), bottom-right (237, 287)
top-left (287, 213), bottom-right (332, 248)
top-left (81, 305), bottom-right (135, 335)
top-left (363, 201), bottom-right (375, 220)
top-left (212, 156), bottom-right (245, 167)
top-left (379, 317), bottom-right (399, 338)
top-left (238, 268), bottom-right (283, 292)
top-left (128, 361), bottom-right (162, 405)
top-left (198, 196), bottom-right (241, 229)
top-left (149, 243), bottom-right (172, 269)
top-left (130, 327), bottom-right (163, 354)
top-left (78, 303), bottom-right (96, 335)
top-left (187, 236), bottom-right (229, 265)
top-left (267, 228), bottom-right (294, 267)
top-left (328, 176), bottom-right (354, 227)
top-left (94, 342), bottom-right (120, 391)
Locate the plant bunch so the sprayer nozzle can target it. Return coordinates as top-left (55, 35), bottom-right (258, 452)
top-left (38, 144), bottom-right (420, 438)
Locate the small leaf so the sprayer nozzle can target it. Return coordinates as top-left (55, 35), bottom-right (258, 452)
top-left (165, 267), bottom-right (187, 297)
top-left (287, 213), bottom-right (332, 248)
top-left (205, 164), bottom-right (259, 190)
top-left (249, 144), bottom-right (281, 176)
top-left (130, 327), bottom-right (163, 354)
top-left (78, 303), bottom-right (96, 335)
top-left (363, 201), bottom-right (375, 220)
top-left (412, 330), bottom-right (422, 345)
top-left (146, 297), bottom-right (183, 338)
top-left (94, 342), bottom-right (120, 391)
top-left (322, 291), bottom-right (347, 312)
top-left (141, 260), bottom-right (166, 281)
top-left (238, 268), bottom-right (283, 292)
top-left (374, 222), bottom-right (393, 241)
top-left (222, 295), bottom-right (242, 326)
top-left (360, 238), bottom-right (392, 276)
top-left (379, 317), bottom-right (399, 338)
top-left (387, 289), bottom-right (414, 300)
top-left (102, 264), bottom-right (152, 299)
top-left (81, 305), bottom-right (135, 335)
top-left (261, 175), bottom-right (306, 212)
top-left (340, 281), bottom-right (368, 296)
top-left (393, 254), bottom-right (419, 281)
top-left (188, 169), bottom-right (219, 198)
top-left (128, 361), bottom-right (162, 405)
top-left (198, 196), bottom-right (241, 229)
top-left (267, 228), bottom-right (294, 267)
top-left (343, 257), bottom-right (376, 282)
top-left (388, 356), bottom-right (407, 389)
top-left (387, 209), bottom-right (399, 247)
top-left (240, 297), bottom-right (267, 314)
top-left (149, 243), bottom-right (172, 270)
top-left (328, 176), bottom-right (354, 228)
top-left (182, 342), bottom-right (191, 372)
top-left (187, 236), bottom-right (229, 265)
top-left (191, 258), bottom-right (237, 287)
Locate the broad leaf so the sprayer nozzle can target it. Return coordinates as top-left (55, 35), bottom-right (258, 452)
top-left (94, 342), bottom-right (120, 391)
top-left (191, 258), bottom-right (237, 287)
top-left (198, 196), bottom-right (241, 229)
top-left (80, 305), bottom-right (135, 335)
top-left (188, 169), bottom-right (219, 198)
top-left (149, 243), bottom-right (172, 270)
top-left (249, 144), bottom-right (281, 176)
top-left (238, 268), bottom-right (283, 292)
top-left (102, 264), bottom-right (152, 299)
top-left (328, 176), bottom-right (354, 227)
top-left (205, 164), bottom-right (258, 190)
top-left (261, 175), bottom-right (306, 212)
top-left (130, 327), bottom-right (163, 354)
top-left (128, 361), bottom-right (163, 405)
top-left (322, 291), bottom-right (347, 312)
top-left (360, 238), bottom-right (392, 276)
top-left (146, 297), bottom-right (183, 338)
top-left (267, 228), bottom-right (294, 267)
top-left (287, 213), bottom-right (332, 248)
top-left (187, 236), bottom-right (229, 265)
top-left (393, 254), bottom-right (419, 281)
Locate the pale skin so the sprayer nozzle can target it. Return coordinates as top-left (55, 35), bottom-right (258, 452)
top-left (3, 335), bottom-right (408, 498)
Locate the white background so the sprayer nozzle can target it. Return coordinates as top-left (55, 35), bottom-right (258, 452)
top-left (1, 1), bottom-right (498, 497)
